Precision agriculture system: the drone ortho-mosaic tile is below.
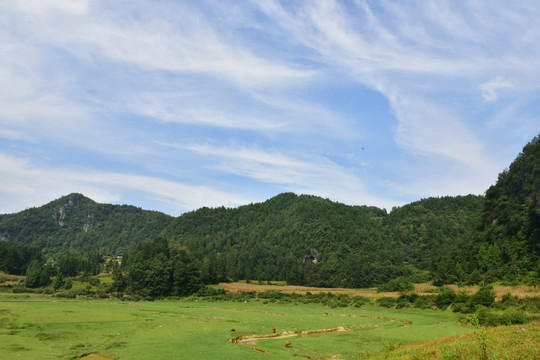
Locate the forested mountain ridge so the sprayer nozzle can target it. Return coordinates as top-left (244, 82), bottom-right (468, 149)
top-left (1, 133), bottom-right (538, 288)
top-left (161, 193), bottom-right (390, 287)
top-left (160, 193), bottom-right (484, 287)
top-left (474, 134), bottom-right (540, 282)
top-left (383, 195), bottom-right (485, 284)
top-left (0, 193), bottom-right (173, 256)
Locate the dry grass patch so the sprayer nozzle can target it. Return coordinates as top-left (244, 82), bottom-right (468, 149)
top-left (219, 282), bottom-right (400, 298)
top-left (78, 353), bottom-right (115, 360)
top-left (219, 282), bottom-right (540, 301)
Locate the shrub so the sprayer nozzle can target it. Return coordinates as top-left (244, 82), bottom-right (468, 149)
top-left (475, 308), bottom-right (530, 326)
top-left (376, 297), bottom-right (397, 308)
top-left (435, 287), bottom-right (457, 309)
top-left (520, 297), bottom-right (540, 313)
top-left (377, 277), bottom-right (414, 292)
top-left (471, 286), bottom-right (496, 308)
top-left (88, 277), bottom-right (100, 286)
top-left (55, 291), bottom-right (76, 299)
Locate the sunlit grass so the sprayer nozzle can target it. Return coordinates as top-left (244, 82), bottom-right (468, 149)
top-left (0, 294), bottom-right (475, 359)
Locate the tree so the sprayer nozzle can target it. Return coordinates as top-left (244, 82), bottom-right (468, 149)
top-left (25, 259), bottom-right (50, 288)
top-left (52, 272), bottom-right (65, 291)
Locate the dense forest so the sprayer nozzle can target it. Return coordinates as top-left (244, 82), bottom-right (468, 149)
top-left (160, 193), bottom-right (484, 288)
top-left (0, 193), bottom-right (173, 256)
top-left (1, 133), bottom-right (539, 294)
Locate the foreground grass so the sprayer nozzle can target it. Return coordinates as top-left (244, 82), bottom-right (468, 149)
top-left (0, 294), bottom-right (474, 360)
top-left (369, 320), bottom-right (540, 360)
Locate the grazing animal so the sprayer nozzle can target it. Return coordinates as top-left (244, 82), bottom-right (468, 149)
top-left (230, 328), bottom-right (236, 332)
top-left (272, 327), bottom-right (276, 334)
top-left (285, 340), bottom-right (292, 348)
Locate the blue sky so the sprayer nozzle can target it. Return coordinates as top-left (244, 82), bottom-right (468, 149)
top-left (1, 0), bottom-right (539, 216)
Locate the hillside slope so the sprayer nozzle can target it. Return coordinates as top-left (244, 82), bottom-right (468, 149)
top-left (476, 133), bottom-right (540, 282)
top-left (0, 193), bottom-right (173, 256)
top-left (161, 193), bottom-right (483, 287)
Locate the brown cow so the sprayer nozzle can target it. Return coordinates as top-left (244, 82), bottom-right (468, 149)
top-left (285, 340), bottom-right (292, 348)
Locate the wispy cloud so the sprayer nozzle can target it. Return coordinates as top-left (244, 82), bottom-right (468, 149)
top-left (0, 1), bottom-right (538, 215)
top-left (256, 0), bottom-right (540, 196)
top-left (480, 77), bottom-right (514, 102)
top-left (0, 154), bottom-right (248, 215)
top-left (183, 143), bottom-right (397, 208)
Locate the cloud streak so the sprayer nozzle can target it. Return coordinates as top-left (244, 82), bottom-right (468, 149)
top-left (0, 154), bottom-right (248, 215)
top-left (0, 0), bottom-right (538, 215)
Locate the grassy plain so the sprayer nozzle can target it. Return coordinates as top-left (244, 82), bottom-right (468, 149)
top-left (0, 293), bottom-right (474, 360)
top-left (369, 321), bottom-right (540, 360)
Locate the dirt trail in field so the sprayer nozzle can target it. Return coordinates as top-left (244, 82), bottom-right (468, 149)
top-left (232, 325), bottom-right (353, 346)
top-left (78, 353), bottom-right (115, 360)
top-left (229, 312), bottom-right (411, 352)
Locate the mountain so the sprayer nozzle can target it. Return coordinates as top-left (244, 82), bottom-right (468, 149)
top-left (0, 193), bottom-right (173, 256)
top-left (382, 195), bottom-right (484, 284)
top-left (474, 134), bottom-right (540, 282)
top-left (160, 193), bottom-right (483, 287)
top-left (1, 134), bottom-right (538, 287)
top-left (161, 193), bottom-right (388, 287)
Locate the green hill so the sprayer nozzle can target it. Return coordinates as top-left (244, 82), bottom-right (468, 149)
top-left (0, 193), bottom-right (173, 257)
top-left (1, 133), bottom-right (538, 288)
top-left (382, 195), bottom-right (484, 284)
top-left (160, 193), bottom-right (483, 287)
top-left (476, 134), bottom-right (540, 282)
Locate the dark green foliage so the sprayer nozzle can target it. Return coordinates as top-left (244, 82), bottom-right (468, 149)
top-left (64, 278), bottom-right (73, 290)
top-left (383, 195), bottom-right (484, 284)
top-left (24, 260), bottom-right (50, 288)
top-left (0, 134), bottom-right (538, 290)
top-left (478, 134), bottom-right (540, 281)
top-left (55, 250), bottom-right (102, 277)
top-left (376, 297), bottom-right (397, 308)
top-left (52, 272), bottom-right (64, 291)
top-left (377, 277), bottom-right (415, 292)
top-left (161, 193), bottom-right (393, 288)
top-left (435, 287), bottom-right (457, 309)
top-left (159, 193), bottom-right (485, 288)
top-left (474, 307), bottom-right (530, 326)
top-left (121, 237), bottom-right (203, 298)
top-left (0, 241), bottom-right (42, 275)
top-left (471, 286), bottom-right (496, 308)
top-left (0, 193), bottom-right (173, 257)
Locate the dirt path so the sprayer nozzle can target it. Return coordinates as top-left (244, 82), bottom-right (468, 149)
top-left (229, 312), bottom-right (411, 353)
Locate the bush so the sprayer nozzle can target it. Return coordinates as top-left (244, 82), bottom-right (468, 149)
top-left (471, 286), bottom-right (496, 308)
top-left (377, 277), bottom-right (414, 292)
top-left (196, 286), bottom-right (225, 297)
top-left (12, 286), bottom-right (34, 293)
top-left (55, 291), bottom-right (77, 299)
top-left (520, 297), bottom-right (540, 313)
top-left (377, 297), bottom-right (397, 308)
top-left (435, 287), bottom-right (457, 309)
top-left (475, 308), bottom-right (530, 326)
top-left (88, 277), bottom-right (100, 286)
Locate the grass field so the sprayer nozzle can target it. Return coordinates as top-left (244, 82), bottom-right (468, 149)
top-left (369, 321), bottom-right (540, 360)
top-left (0, 293), bottom-right (476, 360)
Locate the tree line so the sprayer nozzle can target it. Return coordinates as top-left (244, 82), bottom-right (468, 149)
top-left (1, 133), bottom-right (539, 296)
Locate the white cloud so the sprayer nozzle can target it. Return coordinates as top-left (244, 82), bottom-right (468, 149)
top-left (12, 0), bottom-right (89, 15)
top-left (183, 143), bottom-right (397, 209)
top-left (480, 76), bottom-right (514, 102)
top-left (256, 0), bottom-right (536, 188)
top-left (4, 1), bottom-right (315, 90)
top-left (0, 153), bottom-right (248, 215)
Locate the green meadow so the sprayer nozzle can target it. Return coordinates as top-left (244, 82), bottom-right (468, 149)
top-left (0, 294), bottom-right (475, 360)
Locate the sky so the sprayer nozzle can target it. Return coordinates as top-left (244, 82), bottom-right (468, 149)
top-left (1, 0), bottom-right (539, 216)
